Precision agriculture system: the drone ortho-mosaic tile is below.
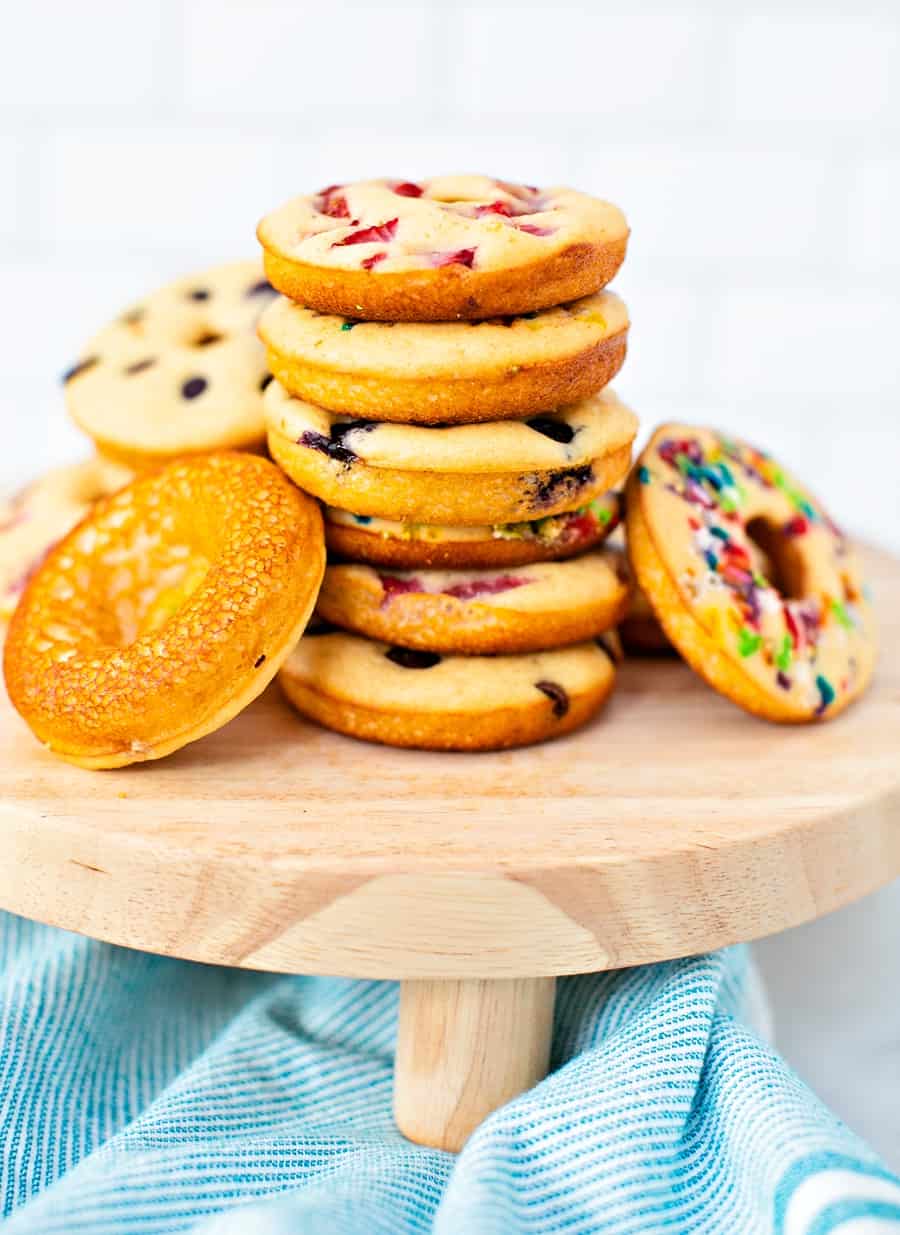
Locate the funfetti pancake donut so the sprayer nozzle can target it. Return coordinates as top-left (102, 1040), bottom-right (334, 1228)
top-left (265, 382), bottom-right (638, 527)
top-left (279, 629), bottom-right (618, 751)
top-left (626, 425), bottom-right (876, 721)
top-left (323, 492), bottom-right (622, 571)
top-left (258, 290), bottom-right (629, 424)
top-left (0, 457), bottom-right (133, 622)
top-left (258, 175), bottom-right (629, 321)
top-left (316, 547), bottom-right (631, 655)
top-left (64, 261), bottom-right (277, 469)
top-left (4, 454), bottom-right (325, 768)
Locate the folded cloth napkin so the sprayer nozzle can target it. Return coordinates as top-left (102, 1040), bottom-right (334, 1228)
top-left (1, 912), bottom-right (898, 1235)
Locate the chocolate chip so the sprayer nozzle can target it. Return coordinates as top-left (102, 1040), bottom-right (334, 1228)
top-left (192, 331), bottom-right (223, 348)
top-left (532, 464), bottom-right (594, 506)
top-left (246, 279), bottom-right (276, 297)
top-left (385, 647), bottom-right (442, 669)
top-left (527, 417), bottom-right (575, 444)
top-left (181, 377), bottom-right (207, 399)
top-left (535, 680), bottom-right (569, 717)
top-left (259, 374), bottom-right (273, 392)
top-left (254, 653), bottom-right (267, 668)
top-left (188, 289), bottom-right (210, 301)
top-left (62, 356), bottom-right (99, 384)
top-left (124, 358), bottom-right (155, 376)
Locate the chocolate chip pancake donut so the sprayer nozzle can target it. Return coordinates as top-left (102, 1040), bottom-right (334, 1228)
top-left (265, 383), bottom-right (638, 526)
top-left (64, 261), bottom-right (277, 469)
top-left (259, 290), bottom-right (628, 423)
top-left (279, 629), bottom-right (618, 751)
top-left (258, 175), bottom-right (628, 320)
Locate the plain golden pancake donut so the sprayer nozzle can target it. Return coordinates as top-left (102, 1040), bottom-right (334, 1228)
top-left (323, 492), bottom-right (623, 570)
top-left (0, 457), bottom-right (132, 621)
top-left (258, 175), bottom-right (628, 321)
top-left (64, 261), bottom-right (277, 469)
top-left (4, 453), bottom-right (325, 768)
top-left (626, 424), bottom-right (876, 721)
top-left (316, 548), bottom-right (631, 655)
top-left (258, 291), bottom-right (628, 424)
top-left (279, 629), bottom-right (618, 751)
top-left (265, 383), bottom-right (638, 526)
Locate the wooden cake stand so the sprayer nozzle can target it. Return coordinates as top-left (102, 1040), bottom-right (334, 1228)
top-left (1, 545), bottom-right (898, 1152)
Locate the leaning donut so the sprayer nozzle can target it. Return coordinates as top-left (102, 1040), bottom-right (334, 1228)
top-left (4, 453), bottom-right (325, 767)
top-left (626, 424), bottom-right (876, 722)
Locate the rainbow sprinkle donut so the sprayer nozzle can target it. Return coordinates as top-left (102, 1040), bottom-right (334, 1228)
top-left (626, 424), bottom-right (876, 722)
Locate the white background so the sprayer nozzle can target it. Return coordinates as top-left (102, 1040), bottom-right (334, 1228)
top-left (1, 0), bottom-right (898, 1166)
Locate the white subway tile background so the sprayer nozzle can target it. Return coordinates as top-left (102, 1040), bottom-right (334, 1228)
top-left (1, 0), bottom-right (899, 1165)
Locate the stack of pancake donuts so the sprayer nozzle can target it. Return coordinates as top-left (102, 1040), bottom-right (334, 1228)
top-left (256, 175), bottom-right (638, 749)
top-left (1, 173), bottom-right (878, 770)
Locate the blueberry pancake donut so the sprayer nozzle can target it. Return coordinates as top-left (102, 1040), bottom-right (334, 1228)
top-left (316, 547), bottom-right (631, 655)
top-left (0, 457), bottom-right (132, 621)
top-left (265, 383), bottom-right (637, 526)
top-left (627, 425), bottom-right (876, 721)
top-left (324, 492), bottom-right (622, 570)
top-left (279, 630), bottom-right (618, 751)
top-left (258, 175), bottom-right (628, 321)
top-left (64, 261), bottom-right (277, 469)
top-left (259, 291), bottom-right (628, 424)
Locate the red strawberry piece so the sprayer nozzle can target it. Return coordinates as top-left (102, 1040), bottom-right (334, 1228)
top-left (442, 574), bottom-right (527, 600)
top-left (393, 181), bottom-right (423, 197)
top-left (516, 222), bottom-right (555, 237)
top-left (379, 574), bottom-right (425, 605)
top-left (316, 185), bottom-right (351, 218)
top-left (474, 200), bottom-right (514, 217)
top-left (333, 218), bottom-right (399, 247)
top-left (361, 251), bottom-right (387, 271)
top-left (429, 247), bottom-right (477, 269)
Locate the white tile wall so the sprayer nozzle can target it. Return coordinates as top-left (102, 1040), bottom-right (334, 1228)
top-left (2, 0), bottom-right (899, 553)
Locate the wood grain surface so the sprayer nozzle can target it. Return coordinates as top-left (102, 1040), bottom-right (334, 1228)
top-left (0, 545), bottom-right (897, 980)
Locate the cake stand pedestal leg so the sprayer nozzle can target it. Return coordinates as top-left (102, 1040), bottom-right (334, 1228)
top-left (394, 976), bottom-right (556, 1152)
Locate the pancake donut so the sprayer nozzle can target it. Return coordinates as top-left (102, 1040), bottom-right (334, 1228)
top-left (0, 457), bottom-right (132, 621)
top-left (279, 630), bottom-right (618, 751)
top-left (64, 261), bottom-right (277, 469)
top-left (323, 492), bottom-right (622, 571)
top-left (626, 425), bottom-right (876, 721)
top-left (259, 291), bottom-right (629, 424)
top-left (4, 454), bottom-right (325, 768)
top-left (316, 548), bottom-right (631, 655)
top-left (265, 383), bottom-right (638, 526)
top-left (258, 175), bottom-right (629, 321)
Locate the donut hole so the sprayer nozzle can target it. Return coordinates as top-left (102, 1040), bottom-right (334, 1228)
top-left (745, 517), bottom-right (807, 599)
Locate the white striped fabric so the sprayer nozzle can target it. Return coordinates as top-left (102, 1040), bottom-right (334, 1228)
top-left (0, 912), bottom-right (897, 1234)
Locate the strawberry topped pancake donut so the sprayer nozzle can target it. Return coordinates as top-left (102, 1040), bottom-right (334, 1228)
top-left (265, 382), bottom-right (638, 526)
top-left (259, 290), bottom-right (629, 424)
top-left (4, 454), bottom-right (325, 768)
top-left (65, 261), bottom-right (277, 469)
top-left (258, 175), bottom-right (629, 321)
top-left (316, 547), bottom-right (631, 655)
top-left (627, 425), bottom-right (876, 722)
top-left (323, 491), bottom-right (622, 571)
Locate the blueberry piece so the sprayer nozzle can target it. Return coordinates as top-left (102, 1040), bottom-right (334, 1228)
top-left (535, 680), bottom-right (569, 717)
top-left (62, 356), bottom-right (99, 384)
top-left (189, 288), bottom-right (210, 301)
top-left (182, 376), bottom-right (207, 399)
top-left (527, 417), bottom-right (574, 444)
top-left (533, 464), bottom-right (594, 506)
top-left (124, 358), bottom-right (155, 376)
top-left (385, 647), bottom-right (441, 669)
top-left (246, 279), bottom-right (276, 297)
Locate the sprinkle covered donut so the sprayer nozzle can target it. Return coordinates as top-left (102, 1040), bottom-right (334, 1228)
top-left (4, 454), bottom-right (325, 768)
top-left (323, 492), bottom-right (622, 571)
top-left (258, 175), bottom-right (629, 321)
top-left (265, 382), bottom-right (638, 526)
top-left (626, 425), bottom-right (876, 721)
top-left (316, 548), bottom-right (631, 655)
top-left (0, 457), bottom-right (133, 622)
top-left (259, 290), bottom-right (629, 424)
top-left (279, 629), bottom-right (618, 751)
top-left (64, 261), bottom-right (277, 469)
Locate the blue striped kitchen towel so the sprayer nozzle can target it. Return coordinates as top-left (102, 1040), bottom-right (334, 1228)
top-left (1, 911), bottom-right (898, 1234)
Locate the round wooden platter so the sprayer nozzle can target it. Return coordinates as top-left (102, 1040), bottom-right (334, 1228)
top-left (1, 543), bottom-right (898, 1152)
